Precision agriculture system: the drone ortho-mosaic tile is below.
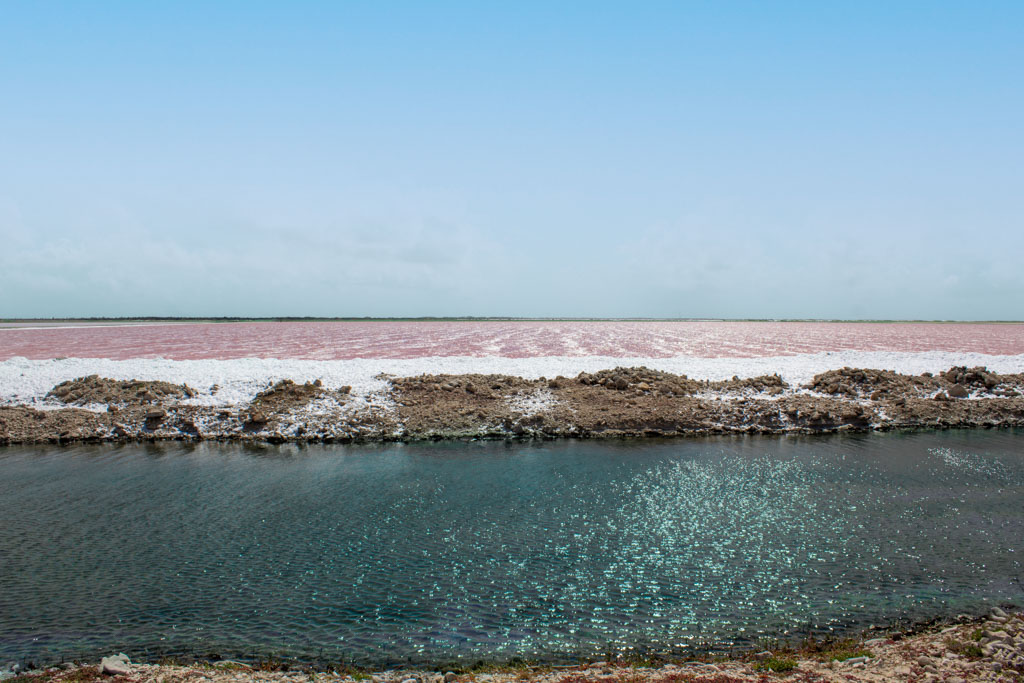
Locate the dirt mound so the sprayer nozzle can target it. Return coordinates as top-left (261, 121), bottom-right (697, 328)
top-left (393, 373), bottom-right (538, 397)
top-left (576, 367), bottom-right (701, 395)
top-left (576, 368), bottom-right (787, 395)
top-left (807, 366), bottom-right (1024, 400)
top-left (940, 366), bottom-right (1024, 396)
top-left (0, 405), bottom-right (108, 444)
top-left (806, 368), bottom-right (937, 399)
top-left (391, 368), bottom-right (797, 438)
top-left (48, 375), bottom-right (197, 406)
top-left (391, 373), bottom-right (536, 435)
top-left (249, 379), bottom-right (344, 416)
top-left (711, 373), bottom-right (789, 394)
top-left (6, 366), bottom-right (1024, 445)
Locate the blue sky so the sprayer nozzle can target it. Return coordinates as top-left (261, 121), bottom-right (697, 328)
top-left (1, 2), bottom-right (1022, 319)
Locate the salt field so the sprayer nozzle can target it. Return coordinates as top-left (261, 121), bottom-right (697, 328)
top-left (2, 321), bottom-right (1024, 361)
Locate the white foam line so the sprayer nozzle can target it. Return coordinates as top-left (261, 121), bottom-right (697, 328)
top-left (2, 351), bottom-right (1024, 407)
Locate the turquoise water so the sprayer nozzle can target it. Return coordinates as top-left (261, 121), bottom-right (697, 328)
top-left (0, 432), bottom-right (1022, 666)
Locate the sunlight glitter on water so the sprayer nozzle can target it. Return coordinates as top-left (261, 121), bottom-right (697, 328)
top-left (0, 431), bottom-right (1021, 665)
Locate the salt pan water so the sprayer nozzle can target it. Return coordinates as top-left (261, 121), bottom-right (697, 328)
top-left (1, 431), bottom-right (1021, 666)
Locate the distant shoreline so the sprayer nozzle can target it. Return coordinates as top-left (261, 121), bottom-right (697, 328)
top-left (3, 317), bottom-right (1024, 327)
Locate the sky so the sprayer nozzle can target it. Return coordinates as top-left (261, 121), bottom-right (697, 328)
top-left (1, 1), bottom-right (1022, 319)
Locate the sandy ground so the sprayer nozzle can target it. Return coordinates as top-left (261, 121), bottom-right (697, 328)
top-left (2, 366), bottom-right (1024, 444)
top-left (3, 610), bottom-right (1021, 682)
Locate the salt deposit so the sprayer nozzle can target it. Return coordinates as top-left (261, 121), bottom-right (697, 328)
top-left (4, 351), bottom-right (1024, 408)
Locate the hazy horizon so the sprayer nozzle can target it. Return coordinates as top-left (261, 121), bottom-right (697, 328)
top-left (4, 316), bottom-right (1024, 324)
top-left (3, 2), bottom-right (1022, 320)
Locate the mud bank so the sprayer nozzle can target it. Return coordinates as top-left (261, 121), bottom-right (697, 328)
top-left (2, 366), bottom-right (1024, 445)
top-left (3, 610), bottom-right (1022, 682)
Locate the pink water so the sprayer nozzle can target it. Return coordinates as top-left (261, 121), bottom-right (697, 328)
top-left (2, 321), bottom-right (1023, 361)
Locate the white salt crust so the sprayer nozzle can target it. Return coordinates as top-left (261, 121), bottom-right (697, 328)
top-left (3, 352), bottom-right (1024, 410)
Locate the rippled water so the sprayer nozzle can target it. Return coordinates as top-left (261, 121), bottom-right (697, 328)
top-left (1, 432), bottom-right (1022, 666)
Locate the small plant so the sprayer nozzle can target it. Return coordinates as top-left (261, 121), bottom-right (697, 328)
top-left (208, 661), bottom-right (251, 672)
top-left (945, 637), bottom-right (984, 659)
top-left (256, 656), bottom-right (287, 672)
top-left (156, 656), bottom-right (185, 667)
top-left (753, 656), bottom-right (797, 673)
top-left (970, 628), bottom-right (985, 641)
top-left (60, 668), bottom-right (103, 683)
top-left (8, 666), bottom-right (104, 683)
top-left (826, 647), bottom-right (872, 662)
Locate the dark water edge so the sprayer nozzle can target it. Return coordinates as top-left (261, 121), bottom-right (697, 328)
top-left (1, 431), bottom-right (1022, 668)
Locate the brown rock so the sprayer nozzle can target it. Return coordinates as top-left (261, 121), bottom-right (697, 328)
top-left (948, 384), bottom-right (969, 398)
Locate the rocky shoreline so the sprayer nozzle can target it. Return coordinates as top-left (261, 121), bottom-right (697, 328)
top-left (3, 609), bottom-right (1022, 682)
top-left (2, 365), bottom-right (1024, 445)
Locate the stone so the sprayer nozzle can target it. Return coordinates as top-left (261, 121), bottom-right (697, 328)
top-left (864, 637), bottom-right (887, 646)
top-left (753, 651), bottom-right (773, 660)
top-left (248, 410), bottom-right (267, 424)
top-left (933, 392), bottom-right (949, 401)
top-left (145, 408), bottom-right (166, 420)
top-left (444, 672), bottom-right (457, 683)
top-left (100, 655), bottom-right (130, 675)
top-left (845, 656), bottom-right (870, 665)
top-left (948, 383), bottom-right (969, 398)
top-left (992, 606), bottom-right (1008, 617)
